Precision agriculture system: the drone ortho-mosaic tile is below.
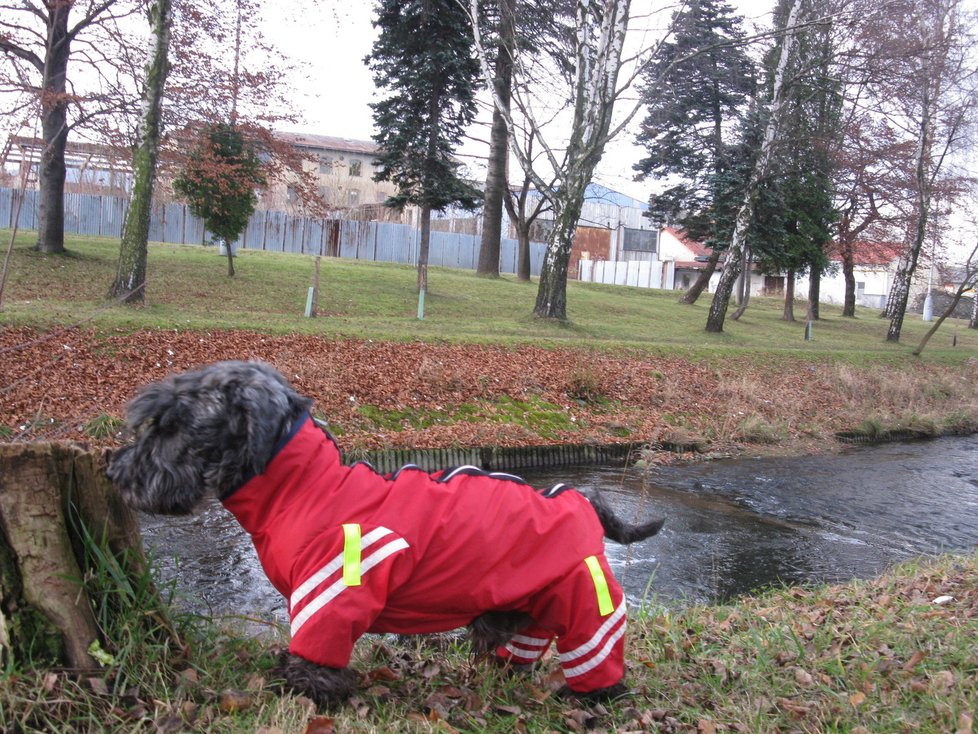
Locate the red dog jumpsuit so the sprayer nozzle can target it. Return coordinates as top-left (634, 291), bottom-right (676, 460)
top-left (222, 416), bottom-right (627, 693)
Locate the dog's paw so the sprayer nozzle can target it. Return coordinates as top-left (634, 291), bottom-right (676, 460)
top-left (277, 653), bottom-right (359, 708)
top-left (556, 681), bottom-right (631, 705)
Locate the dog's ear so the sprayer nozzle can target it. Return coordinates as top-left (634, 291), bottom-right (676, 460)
top-left (108, 374), bottom-right (215, 514)
top-left (210, 362), bottom-right (312, 490)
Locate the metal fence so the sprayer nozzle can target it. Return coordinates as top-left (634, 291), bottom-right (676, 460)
top-left (0, 187), bottom-right (546, 276)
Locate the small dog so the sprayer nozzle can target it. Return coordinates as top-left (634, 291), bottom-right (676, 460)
top-left (108, 361), bottom-right (663, 706)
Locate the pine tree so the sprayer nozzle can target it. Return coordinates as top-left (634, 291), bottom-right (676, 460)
top-left (634, 0), bottom-right (754, 304)
top-left (368, 0), bottom-right (482, 296)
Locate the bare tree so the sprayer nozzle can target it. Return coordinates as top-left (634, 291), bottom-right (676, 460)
top-left (871, 0), bottom-right (978, 342)
top-left (0, 1), bottom-right (146, 254)
top-left (913, 237), bottom-right (978, 355)
top-left (471, 0), bottom-right (638, 321)
top-left (476, 0), bottom-right (516, 278)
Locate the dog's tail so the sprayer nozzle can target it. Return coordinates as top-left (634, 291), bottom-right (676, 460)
top-left (587, 490), bottom-right (664, 544)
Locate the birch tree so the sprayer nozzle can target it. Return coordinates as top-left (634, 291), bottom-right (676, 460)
top-left (877, 0), bottom-right (978, 343)
top-left (704, 0), bottom-right (807, 333)
top-left (913, 237), bottom-right (978, 355)
top-left (470, 0), bottom-right (634, 320)
top-left (108, 0), bottom-right (172, 303)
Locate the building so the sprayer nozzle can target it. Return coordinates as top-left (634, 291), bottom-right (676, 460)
top-left (268, 132), bottom-right (401, 218)
top-left (0, 135), bottom-right (132, 195)
top-left (815, 241), bottom-right (904, 309)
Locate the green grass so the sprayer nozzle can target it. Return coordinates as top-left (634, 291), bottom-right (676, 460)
top-left (3, 552), bottom-right (975, 733)
top-left (2, 230), bottom-right (976, 362)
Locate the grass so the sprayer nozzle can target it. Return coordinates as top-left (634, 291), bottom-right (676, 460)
top-left (2, 230), bottom-right (977, 362)
top-left (3, 550), bottom-right (975, 733)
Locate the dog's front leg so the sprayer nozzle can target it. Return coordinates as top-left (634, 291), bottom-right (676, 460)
top-left (281, 653), bottom-right (360, 707)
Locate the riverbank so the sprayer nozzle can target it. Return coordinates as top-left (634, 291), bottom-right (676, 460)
top-left (3, 326), bottom-right (978, 463)
top-left (3, 551), bottom-right (974, 733)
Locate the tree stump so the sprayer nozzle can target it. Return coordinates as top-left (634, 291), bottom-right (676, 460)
top-left (0, 442), bottom-right (144, 670)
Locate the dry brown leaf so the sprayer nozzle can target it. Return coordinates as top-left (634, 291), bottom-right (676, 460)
top-left (368, 665), bottom-right (400, 682)
top-left (217, 689), bottom-right (253, 714)
top-left (794, 668), bottom-right (815, 687)
top-left (903, 650), bottom-right (926, 671)
top-left (303, 717), bottom-right (337, 734)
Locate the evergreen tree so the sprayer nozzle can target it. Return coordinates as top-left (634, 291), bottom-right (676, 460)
top-left (633, 0), bottom-right (754, 304)
top-left (368, 0), bottom-right (482, 296)
top-left (745, 3), bottom-right (838, 323)
top-left (173, 122), bottom-right (265, 277)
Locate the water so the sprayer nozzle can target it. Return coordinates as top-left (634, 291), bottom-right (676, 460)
top-left (140, 435), bottom-right (978, 620)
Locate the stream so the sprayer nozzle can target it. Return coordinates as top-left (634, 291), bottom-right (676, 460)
top-left (140, 434), bottom-right (978, 621)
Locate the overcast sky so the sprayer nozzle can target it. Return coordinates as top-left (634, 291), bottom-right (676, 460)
top-left (267, 1), bottom-right (776, 204)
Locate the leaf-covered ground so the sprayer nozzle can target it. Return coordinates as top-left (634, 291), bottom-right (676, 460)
top-left (4, 325), bottom-right (976, 457)
top-left (4, 553), bottom-right (975, 733)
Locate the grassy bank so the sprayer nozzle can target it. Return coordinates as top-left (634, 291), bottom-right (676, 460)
top-left (2, 231), bottom-right (977, 361)
top-left (3, 552), bottom-right (975, 733)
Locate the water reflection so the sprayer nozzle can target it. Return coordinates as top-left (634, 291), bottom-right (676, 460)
top-left (141, 434), bottom-right (978, 617)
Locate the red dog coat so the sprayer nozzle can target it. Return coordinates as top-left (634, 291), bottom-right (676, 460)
top-left (222, 416), bottom-right (626, 692)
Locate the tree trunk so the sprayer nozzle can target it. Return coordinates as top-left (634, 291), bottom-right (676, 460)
top-left (680, 247), bottom-right (721, 304)
top-left (517, 225), bottom-right (531, 281)
top-left (731, 250), bottom-right (752, 320)
top-left (887, 39), bottom-right (937, 343)
top-left (841, 244), bottom-right (856, 317)
top-left (913, 278), bottom-right (974, 355)
top-left (226, 241), bottom-right (235, 277)
top-left (109, 0), bottom-right (173, 303)
top-left (476, 0), bottom-right (515, 278)
top-left (35, 5), bottom-right (72, 255)
top-left (0, 443), bottom-right (145, 670)
top-left (534, 188), bottom-right (586, 320)
top-left (531, 0), bottom-right (631, 321)
top-left (807, 268), bottom-right (821, 320)
top-left (418, 204), bottom-right (431, 294)
top-left (970, 292), bottom-right (977, 329)
top-left (783, 269), bottom-right (796, 321)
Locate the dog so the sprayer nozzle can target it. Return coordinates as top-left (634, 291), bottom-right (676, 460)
top-left (108, 361), bottom-right (664, 706)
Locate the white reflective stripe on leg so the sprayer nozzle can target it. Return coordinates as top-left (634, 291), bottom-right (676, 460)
top-left (558, 599), bottom-right (626, 663)
top-left (511, 634), bottom-right (551, 646)
top-left (290, 537), bottom-right (409, 636)
top-left (561, 620), bottom-right (626, 680)
top-left (290, 526), bottom-right (395, 609)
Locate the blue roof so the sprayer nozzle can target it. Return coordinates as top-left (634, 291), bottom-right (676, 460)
top-left (583, 183), bottom-right (648, 210)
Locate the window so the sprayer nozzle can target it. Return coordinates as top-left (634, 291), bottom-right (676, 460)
top-left (348, 159), bottom-right (362, 177)
top-left (347, 189), bottom-right (360, 206)
top-left (622, 228), bottom-right (658, 253)
top-left (319, 156), bottom-right (333, 174)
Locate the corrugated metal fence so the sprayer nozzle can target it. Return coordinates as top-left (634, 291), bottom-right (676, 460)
top-left (0, 187), bottom-right (546, 276)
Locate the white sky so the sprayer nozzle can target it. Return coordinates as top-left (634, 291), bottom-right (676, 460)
top-left (267, 1), bottom-right (776, 204)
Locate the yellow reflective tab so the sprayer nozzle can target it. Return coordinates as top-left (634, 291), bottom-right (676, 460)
top-left (585, 555), bottom-right (614, 617)
top-left (342, 524), bottom-right (362, 587)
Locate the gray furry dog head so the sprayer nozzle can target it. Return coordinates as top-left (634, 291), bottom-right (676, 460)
top-left (107, 360), bottom-right (311, 514)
